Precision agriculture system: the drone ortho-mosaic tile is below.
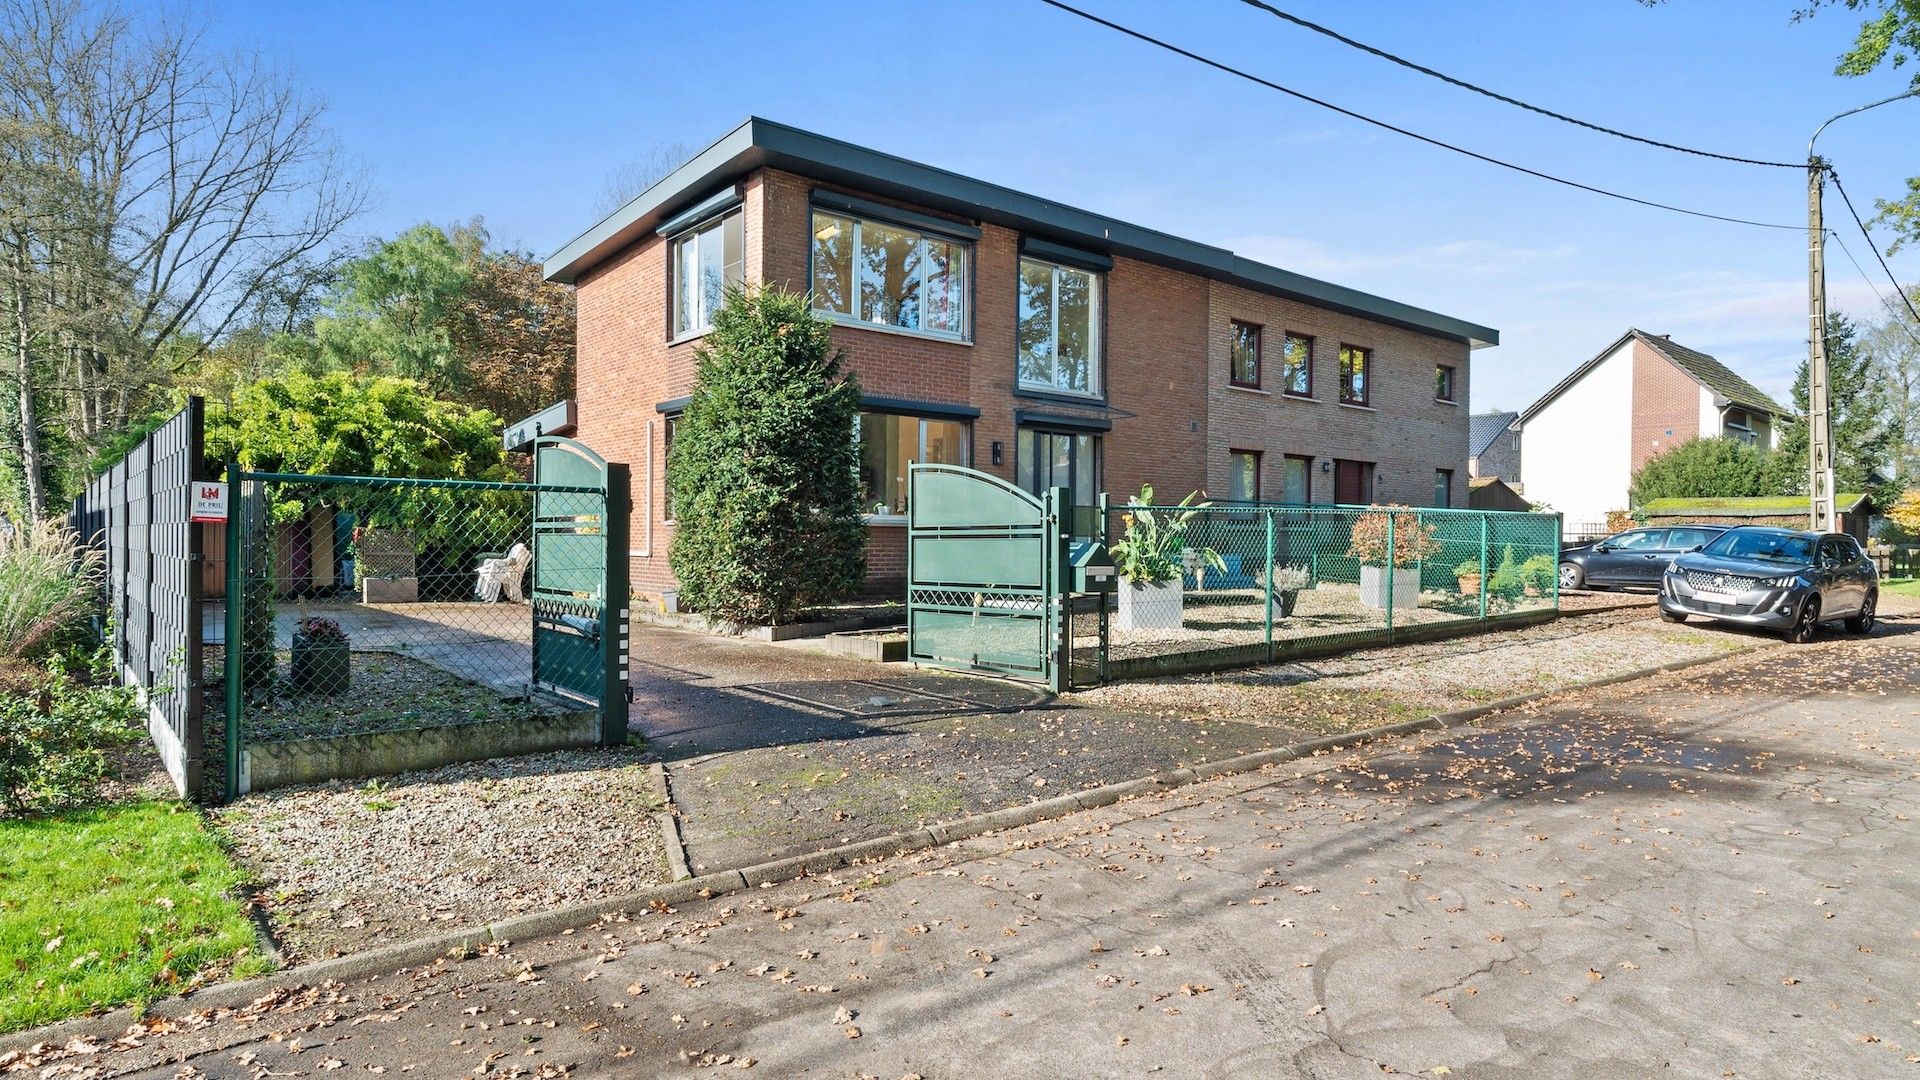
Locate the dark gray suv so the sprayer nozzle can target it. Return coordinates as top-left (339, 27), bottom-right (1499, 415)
top-left (1659, 527), bottom-right (1878, 643)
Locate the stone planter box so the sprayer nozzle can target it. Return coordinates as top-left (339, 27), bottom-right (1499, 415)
top-left (1116, 579), bottom-right (1184, 631)
top-left (362, 575), bottom-right (418, 603)
top-left (289, 632), bottom-right (349, 695)
top-left (1358, 565), bottom-right (1421, 611)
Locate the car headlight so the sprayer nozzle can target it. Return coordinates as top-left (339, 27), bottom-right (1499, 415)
top-left (1761, 575), bottom-right (1801, 588)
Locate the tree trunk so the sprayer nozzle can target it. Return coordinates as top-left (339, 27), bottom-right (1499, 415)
top-left (10, 242), bottom-right (47, 519)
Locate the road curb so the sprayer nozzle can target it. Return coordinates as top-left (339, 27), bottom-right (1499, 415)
top-left (0, 633), bottom-right (1783, 1060)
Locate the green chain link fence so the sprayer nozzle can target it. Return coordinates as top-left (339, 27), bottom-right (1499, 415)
top-left (1075, 502), bottom-right (1562, 681)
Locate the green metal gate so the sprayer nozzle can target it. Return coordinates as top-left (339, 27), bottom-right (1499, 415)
top-left (906, 464), bottom-right (1069, 691)
top-left (531, 437), bottom-right (630, 741)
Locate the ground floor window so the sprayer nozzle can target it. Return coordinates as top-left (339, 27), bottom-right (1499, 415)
top-left (1433, 468), bottom-right (1453, 507)
top-left (1228, 450), bottom-right (1260, 502)
top-left (662, 414), bottom-right (679, 521)
top-left (1283, 454), bottom-right (1312, 504)
top-left (857, 412), bottom-right (969, 516)
top-left (1017, 428), bottom-right (1100, 507)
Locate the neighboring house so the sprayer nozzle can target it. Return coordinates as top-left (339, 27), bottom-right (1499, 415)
top-left (1641, 494), bottom-right (1876, 544)
top-left (1468, 410), bottom-right (1520, 484)
top-left (1515, 329), bottom-right (1787, 531)
top-left (545, 118), bottom-right (1497, 597)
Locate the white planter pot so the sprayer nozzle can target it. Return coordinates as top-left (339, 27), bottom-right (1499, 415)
top-left (1116, 579), bottom-right (1185, 631)
top-left (1358, 564), bottom-right (1421, 611)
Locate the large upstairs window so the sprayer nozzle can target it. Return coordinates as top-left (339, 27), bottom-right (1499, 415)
top-left (810, 209), bottom-right (969, 339)
top-left (1017, 257), bottom-right (1101, 397)
top-left (671, 211), bottom-right (744, 338)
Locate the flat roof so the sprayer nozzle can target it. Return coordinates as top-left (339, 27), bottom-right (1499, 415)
top-left (545, 117), bottom-right (1498, 349)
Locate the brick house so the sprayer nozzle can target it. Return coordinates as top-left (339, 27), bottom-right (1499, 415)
top-left (544, 118), bottom-right (1497, 599)
top-left (1468, 409), bottom-right (1521, 485)
top-left (1514, 329), bottom-right (1787, 531)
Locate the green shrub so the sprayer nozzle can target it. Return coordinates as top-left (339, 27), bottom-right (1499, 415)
top-left (1521, 555), bottom-right (1557, 593)
top-left (0, 650), bottom-right (142, 816)
top-left (667, 287), bottom-right (865, 624)
top-left (1453, 558), bottom-right (1483, 580)
top-left (0, 519), bottom-right (101, 660)
top-left (1487, 545), bottom-right (1525, 597)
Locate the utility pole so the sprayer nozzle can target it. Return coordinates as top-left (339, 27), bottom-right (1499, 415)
top-left (1807, 159), bottom-right (1836, 533)
top-left (1807, 90), bottom-right (1919, 533)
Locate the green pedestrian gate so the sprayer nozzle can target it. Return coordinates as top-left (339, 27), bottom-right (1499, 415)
top-left (531, 436), bottom-right (629, 721)
top-left (906, 464), bottom-right (1074, 692)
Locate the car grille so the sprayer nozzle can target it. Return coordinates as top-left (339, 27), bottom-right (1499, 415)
top-left (1689, 599), bottom-right (1761, 617)
top-left (1683, 570), bottom-right (1762, 593)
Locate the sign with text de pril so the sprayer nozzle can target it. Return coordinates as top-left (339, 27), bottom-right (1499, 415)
top-left (190, 482), bottom-right (228, 523)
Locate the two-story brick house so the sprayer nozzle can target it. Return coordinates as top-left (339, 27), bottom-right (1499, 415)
top-left (544, 118), bottom-right (1498, 598)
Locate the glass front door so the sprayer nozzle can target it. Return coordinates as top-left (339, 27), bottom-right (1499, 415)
top-left (1016, 428), bottom-right (1100, 507)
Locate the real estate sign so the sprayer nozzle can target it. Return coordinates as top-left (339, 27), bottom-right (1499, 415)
top-left (190, 482), bottom-right (228, 523)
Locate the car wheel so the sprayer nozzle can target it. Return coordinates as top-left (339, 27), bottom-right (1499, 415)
top-left (1661, 610), bottom-right (1688, 624)
top-left (1845, 590), bottom-right (1877, 634)
top-left (1787, 595), bottom-right (1821, 644)
top-left (1558, 562), bottom-right (1583, 591)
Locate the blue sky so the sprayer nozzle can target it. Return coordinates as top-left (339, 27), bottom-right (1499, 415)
top-left (205, 0), bottom-right (1920, 412)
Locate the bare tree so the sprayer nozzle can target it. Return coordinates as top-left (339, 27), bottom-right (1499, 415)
top-left (593, 142), bottom-right (695, 217)
top-left (0, 0), bottom-right (364, 516)
top-left (1863, 287), bottom-right (1920, 483)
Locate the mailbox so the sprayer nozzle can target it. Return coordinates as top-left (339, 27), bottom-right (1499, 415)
top-left (1068, 539), bottom-right (1117, 594)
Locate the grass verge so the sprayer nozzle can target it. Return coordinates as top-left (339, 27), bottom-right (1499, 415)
top-left (1882, 577), bottom-right (1920, 599)
top-left (0, 800), bottom-right (271, 1034)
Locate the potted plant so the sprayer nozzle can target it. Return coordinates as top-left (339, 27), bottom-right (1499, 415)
top-left (1347, 505), bottom-right (1439, 611)
top-left (290, 616), bottom-right (350, 695)
top-left (1107, 484), bottom-right (1224, 631)
top-left (1267, 564), bottom-right (1312, 618)
top-left (1454, 558), bottom-right (1484, 596)
top-left (1521, 554), bottom-right (1556, 597)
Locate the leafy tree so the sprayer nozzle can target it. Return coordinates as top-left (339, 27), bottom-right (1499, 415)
top-left (1764, 312), bottom-right (1903, 494)
top-left (1862, 287), bottom-right (1920, 480)
top-left (668, 287), bottom-right (864, 623)
top-left (316, 224), bottom-right (474, 392)
top-left (448, 247), bottom-right (577, 422)
top-left (1629, 437), bottom-right (1773, 505)
top-left (1802, 0), bottom-right (1920, 251)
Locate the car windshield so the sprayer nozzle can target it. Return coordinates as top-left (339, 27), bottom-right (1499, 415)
top-left (1701, 530), bottom-right (1814, 564)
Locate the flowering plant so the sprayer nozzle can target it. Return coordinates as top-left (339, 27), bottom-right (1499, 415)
top-left (1346, 505), bottom-right (1439, 568)
top-left (296, 616), bottom-right (349, 643)
top-left (1107, 484), bottom-right (1225, 585)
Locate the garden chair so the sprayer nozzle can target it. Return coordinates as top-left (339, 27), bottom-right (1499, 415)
top-left (475, 543), bottom-right (532, 603)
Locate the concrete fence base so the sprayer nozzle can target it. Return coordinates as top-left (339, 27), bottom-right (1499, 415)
top-left (241, 711), bottom-right (598, 793)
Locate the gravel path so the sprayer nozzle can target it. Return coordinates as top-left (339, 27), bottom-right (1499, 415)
top-left (1077, 609), bottom-right (1756, 730)
top-left (214, 747), bottom-right (668, 961)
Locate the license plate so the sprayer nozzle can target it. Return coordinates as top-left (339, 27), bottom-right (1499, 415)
top-left (1693, 590), bottom-right (1737, 604)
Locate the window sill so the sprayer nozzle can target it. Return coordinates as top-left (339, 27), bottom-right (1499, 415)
top-left (821, 312), bottom-right (972, 346)
top-left (667, 328), bottom-right (713, 348)
top-left (1337, 401), bottom-right (1377, 412)
top-left (1281, 392), bottom-right (1320, 404)
top-left (1434, 397), bottom-right (1458, 406)
top-left (1227, 384), bottom-right (1270, 396)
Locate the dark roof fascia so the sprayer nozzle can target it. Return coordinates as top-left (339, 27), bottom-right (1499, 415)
top-left (545, 118), bottom-right (1497, 349)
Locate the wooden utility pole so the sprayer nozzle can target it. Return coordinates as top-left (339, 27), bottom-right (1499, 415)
top-left (1807, 159), bottom-right (1836, 533)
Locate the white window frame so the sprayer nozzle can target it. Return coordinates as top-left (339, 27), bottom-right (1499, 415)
top-left (671, 212), bottom-right (743, 339)
top-left (809, 210), bottom-right (971, 343)
top-left (1016, 257), bottom-right (1103, 398)
top-left (856, 412), bottom-right (971, 522)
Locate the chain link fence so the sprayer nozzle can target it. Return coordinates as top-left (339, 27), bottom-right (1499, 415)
top-left (1077, 502), bottom-right (1562, 680)
top-left (213, 471), bottom-right (621, 800)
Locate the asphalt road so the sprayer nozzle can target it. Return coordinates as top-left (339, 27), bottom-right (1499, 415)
top-left (18, 624), bottom-right (1920, 1079)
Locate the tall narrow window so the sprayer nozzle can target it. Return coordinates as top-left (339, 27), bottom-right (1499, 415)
top-left (810, 209), bottom-right (969, 339)
top-left (1339, 345), bottom-right (1371, 406)
top-left (1017, 258), bottom-right (1101, 396)
top-left (1282, 455), bottom-right (1312, 504)
top-left (1280, 333), bottom-right (1313, 397)
top-left (1435, 364), bottom-right (1456, 402)
top-left (1228, 450), bottom-right (1260, 502)
top-left (671, 212), bottom-right (744, 337)
top-left (1230, 322), bottom-right (1262, 388)
top-left (661, 415), bottom-right (680, 521)
top-left (1433, 468), bottom-right (1453, 507)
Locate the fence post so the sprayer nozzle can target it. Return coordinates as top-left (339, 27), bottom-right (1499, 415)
top-left (1551, 512), bottom-right (1563, 610)
top-left (1478, 513), bottom-right (1489, 624)
top-left (600, 463), bottom-right (632, 747)
top-left (1384, 511), bottom-right (1396, 637)
top-left (1096, 491), bottom-right (1109, 687)
top-left (1045, 486), bottom-right (1070, 695)
top-left (223, 465), bottom-right (243, 803)
top-left (1263, 508), bottom-right (1276, 662)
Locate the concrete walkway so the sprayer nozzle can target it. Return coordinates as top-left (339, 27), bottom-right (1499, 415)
top-left (35, 622), bottom-right (1920, 1077)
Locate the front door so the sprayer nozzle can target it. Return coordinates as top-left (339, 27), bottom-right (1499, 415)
top-left (1017, 428), bottom-right (1100, 508)
top-left (1333, 459), bottom-right (1374, 505)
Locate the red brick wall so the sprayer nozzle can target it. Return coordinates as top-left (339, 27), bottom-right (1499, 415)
top-left (1630, 338), bottom-right (1700, 472)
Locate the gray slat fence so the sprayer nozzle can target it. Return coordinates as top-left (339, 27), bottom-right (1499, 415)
top-left (69, 398), bottom-right (208, 797)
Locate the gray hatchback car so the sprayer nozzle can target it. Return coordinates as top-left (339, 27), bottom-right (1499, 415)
top-left (1659, 526), bottom-right (1879, 643)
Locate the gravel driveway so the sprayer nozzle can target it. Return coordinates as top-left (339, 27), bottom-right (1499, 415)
top-left (215, 747), bottom-right (668, 961)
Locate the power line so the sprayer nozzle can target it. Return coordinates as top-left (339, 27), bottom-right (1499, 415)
top-left (1828, 170), bottom-right (1920, 329)
top-left (1231, 0), bottom-right (1804, 169)
top-left (1828, 229), bottom-right (1920, 351)
top-left (1039, 0), bottom-right (1805, 231)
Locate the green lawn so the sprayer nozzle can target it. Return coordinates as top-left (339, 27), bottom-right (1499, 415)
top-left (1884, 577), bottom-right (1920, 598)
top-left (0, 800), bottom-right (271, 1034)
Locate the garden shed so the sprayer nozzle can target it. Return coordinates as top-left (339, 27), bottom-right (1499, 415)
top-left (1639, 493), bottom-right (1876, 543)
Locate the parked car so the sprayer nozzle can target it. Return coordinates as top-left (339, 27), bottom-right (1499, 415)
top-left (1659, 526), bottom-right (1878, 643)
top-left (1558, 524), bottom-right (1727, 591)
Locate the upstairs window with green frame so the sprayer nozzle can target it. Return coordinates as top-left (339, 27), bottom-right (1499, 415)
top-left (1017, 258), bottom-right (1101, 397)
top-left (810, 209), bottom-right (969, 339)
top-left (1339, 344), bottom-right (1372, 406)
top-left (671, 212), bottom-right (744, 338)
top-left (1229, 321), bottom-right (1262, 388)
